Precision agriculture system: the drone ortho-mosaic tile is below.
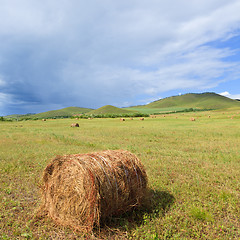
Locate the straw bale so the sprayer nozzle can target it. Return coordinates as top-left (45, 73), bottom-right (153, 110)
top-left (71, 123), bottom-right (79, 127)
top-left (38, 150), bottom-right (147, 232)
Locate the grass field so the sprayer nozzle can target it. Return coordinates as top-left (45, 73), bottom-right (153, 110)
top-left (0, 110), bottom-right (240, 239)
top-left (125, 107), bottom-right (187, 114)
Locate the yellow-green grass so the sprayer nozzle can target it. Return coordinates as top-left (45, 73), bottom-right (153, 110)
top-left (87, 105), bottom-right (137, 115)
top-left (125, 106), bottom-right (187, 114)
top-left (0, 111), bottom-right (240, 239)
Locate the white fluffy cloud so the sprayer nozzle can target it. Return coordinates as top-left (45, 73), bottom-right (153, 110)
top-left (0, 0), bottom-right (240, 114)
top-left (220, 91), bottom-right (240, 99)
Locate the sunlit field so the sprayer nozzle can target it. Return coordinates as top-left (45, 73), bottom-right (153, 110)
top-left (124, 107), bottom-right (187, 114)
top-left (0, 110), bottom-right (240, 239)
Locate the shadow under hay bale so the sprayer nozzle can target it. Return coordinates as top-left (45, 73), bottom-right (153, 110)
top-left (102, 189), bottom-right (175, 230)
top-left (37, 150), bottom-right (148, 233)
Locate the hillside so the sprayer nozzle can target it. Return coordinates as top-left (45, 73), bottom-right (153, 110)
top-left (144, 92), bottom-right (240, 109)
top-left (87, 105), bottom-right (136, 115)
top-left (5, 113), bottom-right (35, 119)
top-left (5, 92), bottom-right (240, 119)
top-left (26, 107), bottom-right (93, 119)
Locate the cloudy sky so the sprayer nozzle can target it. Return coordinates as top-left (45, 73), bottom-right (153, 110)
top-left (0, 0), bottom-right (240, 115)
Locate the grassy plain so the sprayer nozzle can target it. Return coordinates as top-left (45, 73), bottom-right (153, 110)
top-left (0, 110), bottom-right (240, 239)
top-left (125, 107), bottom-right (187, 114)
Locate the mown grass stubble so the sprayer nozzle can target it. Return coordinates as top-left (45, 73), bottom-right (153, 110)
top-left (0, 112), bottom-right (240, 239)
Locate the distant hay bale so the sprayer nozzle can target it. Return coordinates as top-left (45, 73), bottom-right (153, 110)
top-left (71, 123), bottom-right (79, 127)
top-left (120, 118), bottom-right (125, 121)
top-left (140, 117), bottom-right (144, 121)
top-left (42, 119), bottom-right (46, 121)
top-left (37, 150), bottom-right (148, 232)
top-left (190, 117), bottom-right (196, 121)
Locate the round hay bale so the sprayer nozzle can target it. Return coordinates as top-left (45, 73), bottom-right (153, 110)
top-left (38, 150), bottom-right (147, 232)
top-left (71, 123), bottom-right (79, 127)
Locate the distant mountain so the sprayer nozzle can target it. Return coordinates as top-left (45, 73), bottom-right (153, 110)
top-left (87, 105), bottom-right (136, 115)
top-left (144, 92), bottom-right (240, 109)
top-left (20, 107), bottom-right (93, 119)
top-left (5, 92), bottom-right (240, 119)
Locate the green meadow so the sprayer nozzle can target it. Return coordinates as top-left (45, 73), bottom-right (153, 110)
top-left (124, 107), bottom-right (187, 114)
top-left (0, 110), bottom-right (240, 239)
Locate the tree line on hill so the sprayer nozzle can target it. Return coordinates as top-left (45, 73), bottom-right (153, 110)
top-left (152, 108), bottom-right (213, 115)
top-left (0, 116), bottom-right (12, 122)
top-left (0, 108), bottom-right (213, 121)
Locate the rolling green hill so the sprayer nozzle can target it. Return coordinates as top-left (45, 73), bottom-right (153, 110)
top-left (5, 113), bottom-right (35, 119)
top-left (124, 106), bottom-right (187, 114)
top-left (24, 107), bottom-right (93, 119)
top-left (5, 92), bottom-right (240, 119)
top-left (87, 105), bottom-right (136, 115)
top-left (143, 92), bottom-right (240, 110)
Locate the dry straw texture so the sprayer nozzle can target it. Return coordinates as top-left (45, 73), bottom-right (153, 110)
top-left (38, 150), bottom-right (148, 232)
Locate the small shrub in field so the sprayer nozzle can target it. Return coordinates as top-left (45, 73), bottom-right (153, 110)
top-left (190, 207), bottom-right (213, 222)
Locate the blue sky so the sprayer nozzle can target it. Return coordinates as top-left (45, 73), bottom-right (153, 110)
top-left (0, 0), bottom-right (240, 115)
